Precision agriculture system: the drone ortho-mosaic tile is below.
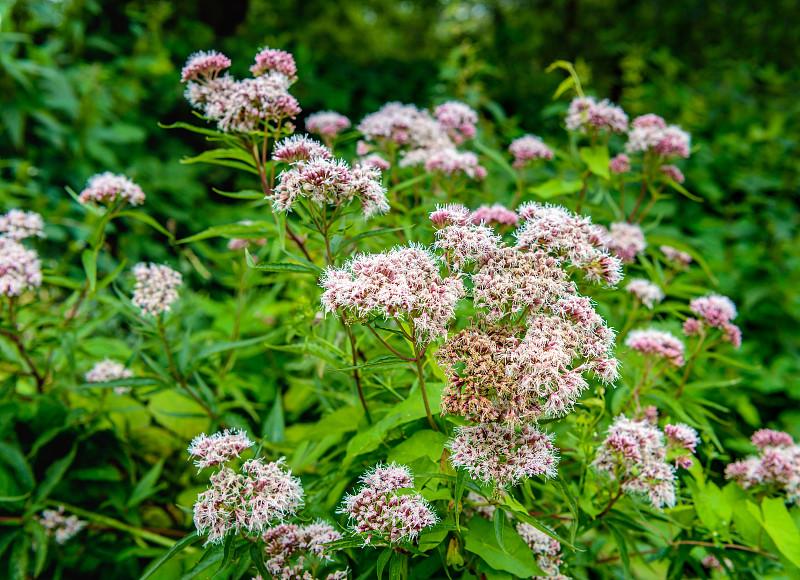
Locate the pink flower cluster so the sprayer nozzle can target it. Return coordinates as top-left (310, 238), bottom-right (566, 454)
top-left (273, 135), bottom-right (332, 163)
top-left (515, 203), bottom-right (623, 286)
top-left (338, 463), bottom-right (438, 545)
top-left (660, 165), bottom-right (685, 183)
top-left (78, 172), bottom-right (146, 206)
top-left (448, 423), bottom-right (558, 488)
top-left (181, 50), bottom-right (231, 83)
top-left (565, 96), bottom-right (628, 134)
top-left (626, 278), bottom-right (665, 309)
top-left (359, 153), bottom-right (390, 171)
top-left (191, 431), bottom-right (304, 546)
top-left (625, 114), bottom-right (691, 159)
top-left (259, 520), bottom-right (345, 580)
top-left (273, 157), bottom-right (388, 218)
top-left (85, 359), bottom-right (134, 395)
top-left (39, 507), bottom-right (86, 544)
top-left (434, 221), bottom-right (501, 270)
top-left (183, 48), bottom-right (300, 134)
top-left (609, 153), bottom-right (631, 175)
top-left (131, 262), bottom-right (182, 317)
top-left (684, 294), bottom-right (742, 348)
top-left (516, 522), bottom-right (567, 579)
top-left (624, 329), bottom-right (685, 367)
top-left (305, 111), bottom-right (352, 137)
top-left (469, 204), bottom-right (519, 227)
top-left (664, 423), bottom-right (700, 467)
top-left (725, 430), bottom-right (800, 503)
top-left (425, 148), bottom-right (487, 180)
top-left (0, 210), bottom-right (45, 241)
top-left (0, 236), bottom-right (42, 297)
top-left (605, 222), bottom-right (646, 263)
top-left (661, 245), bottom-right (692, 268)
top-left (320, 245), bottom-right (464, 343)
top-left (434, 101), bottom-right (478, 144)
top-left (250, 47), bottom-right (298, 81)
top-left (188, 429), bottom-right (255, 470)
top-left (594, 416), bottom-right (698, 509)
top-left (358, 102), bottom-right (441, 147)
top-left (508, 135), bottom-right (554, 168)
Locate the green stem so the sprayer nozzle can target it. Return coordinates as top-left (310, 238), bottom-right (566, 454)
top-left (346, 324), bottom-right (371, 425)
top-left (412, 341), bottom-right (438, 432)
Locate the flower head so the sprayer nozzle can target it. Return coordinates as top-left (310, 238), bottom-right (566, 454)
top-left (260, 520), bottom-right (345, 579)
top-left (725, 430), bottom-right (800, 504)
top-left (131, 262), bottom-right (182, 317)
top-left (359, 153), bottom-right (391, 171)
top-left (306, 111), bottom-right (352, 137)
top-left (626, 115), bottom-right (691, 159)
top-left (609, 153), bottom-right (631, 174)
top-left (434, 101), bottom-right (478, 144)
top-left (250, 47), bottom-right (297, 81)
top-left (273, 135), bottom-right (332, 163)
top-left (661, 245), bottom-right (692, 268)
top-left (470, 204), bottom-right (519, 227)
top-left (566, 97), bottom-right (628, 134)
top-left (660, 164), bottom-right (685, 183)
top-left (181, 50), bottom-right (231, 82)
top-left (188, 429), bottom-right (255, 470)
top-left (605, 222), bottom-right (646, 263)
top-left (625, 329), bottom-right (685, 366)
top-left (689, 294), bottom-right (738, 328)
top-left (516, 522), bottom-right (565, 579)
top-left (626, 278), bottom-right (665, 309)
top-left (78, 172), bottom-right (146, 206)
top-left (0, 210), bottom-right (45, 241)
top-left (0, 237), bottom-right (42, 296)
top-left (509, 135), bottom-right (554, 168)
top-left (430, 203), bottom-right (471, 227)
top-left (39, 507), bottom-right (86, 544)
top-left (424, 148), bottom-right (486, 180)
top-left (85, 359), bottom-right (134, 395)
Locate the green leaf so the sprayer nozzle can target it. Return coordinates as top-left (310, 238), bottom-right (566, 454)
top-left (579, 146), bottom-right (610, 179)
top-left (191, 332), bottom-right (278, 367)
top-left (41, 275), bottom-right (83, 290)
top-left (75, 377), bottom-right (165, 390)
top-left (462, 515), bottom-right (542, 577)
top-left (217, 532), bottom-right (236, 574)
top-left (552, 76), bottom-right (575, 100)
top-left (666, 180), bottom-right (703, 202)
top-left (8, 536), bottom-right (29, 580)
top-left (96, 257), bottom-right (128, 291)
top-left (505, 507), bottom-right (577, 551)
top-left (340, 226), bottom-right (411, 253)
top-left (29, 520), bottom-right (48, 577)
top-left (263, 395), bottom-right (286, 443)
top-left (139, 532), bottom-right (200, 580)
top-left (178, 221), bottom-right (273, 244)
top-left (529, 178), bottom-right (583, 199)
top-left (607, 523), bottom-right (631, 579)
top-left (159, 121), bottom-right (224, 138)
top-left (81, 249), bottom-right (97, 292)
top-left (127, 458), bottom-right (166, 508)
top-left (212, 188), bottom-right (264, 200)
top-left (332, 354), bottom-right (410, 374)
top-left (117, 211), bottom-right (175, 240)
top-left (377, 548), bottom-right (392, 579)
top-left (493, 507), bottom-right (507, 553)
top-left (246, 261), bottom-right (319, 274)
top-left (34, 443), bottom-right (77, 503)
top-left (249, 543), bottom-right (271, 580)
top-left (761, 497), bottom-right (800, 568)
top-left (0, 442), bottom-right (34, 491)
top-left (473, 140), bottom-right (517, 181)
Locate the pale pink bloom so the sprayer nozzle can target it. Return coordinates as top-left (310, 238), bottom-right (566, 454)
top-left (725, 431), bottom-right (800, 504)
top-left (605, 222), bottom-right (646, 263)
top-left (723, 322), bottom-right (742, 348)
top-left (181, 50), bottom-right (231, 82)
top-left (660, 164), bottom-right (685, 183)
top-left (273, 135), bottom-right (332, 163)
top-left (509, 134), bottom-right (554, 168)
top-left (434, 223), bottom-right (502, 270)
top-left (39, 507), bottom-right (86, 545)
top-left (626, 278), bottom-right (664, 309)
top-left (86, 359), bottom-right (134, 395)
top-left (338, 463), bottom-right (437, 545)
top-left (625, 329), bottom-right (685, 367)
top-left (260, 520), bottom-right (345, 579)
top-left (642, 405), bottom-right (659, 424)
top-left (359, 153), bottom-right (391, 171)
top-left (682, 318), bottom-right (703, 336)
top-left (470, 204), bottom-right (519, 227)
top-left (320, 245), bottom-right (463, 343)
top-left (356, 141), bottom-right (372, 156)
top-left (305, 110), bottom-right (351, 137)
top-left (434, 101), bottom-right (478, 144)
top-left (632, 114), bottom-right (667, 129)
top-left (516, 522), bottom-right (565, 579)
top-left (448, 423), bottom-right (558, 488)
top-left (358, 102), bottom-right (432, 146)
top-left (593, 416), bottom-right (687, 509)
top-left (664, 423), bottom-right (700, 453)
top-left (430, 203), bottom-right (471, 227)
top-left (78, 172), bottom-right (146, 206)
top-left (609, 153), bottom-right (631, 174)
top-left (188, 429), bottom-right (255, 470)
top-left (351, 164), bottom-right (391, 218)
top-left (689, 294), bottom-right (738, 328)
top-left (425, 148), bottom-right (486, 180)
top-left (184, 73), bottom-right (236, 116)
top-left (215, 73), bottom-right (301, 133)
top-left (250, 47), bottom-right (297, 81)
top-left (227, 237), bottom-right (267, 251)
top-left (0, 236), bottom-right (42, 296)
top-left (0, 210), bottom-right (45, 241)
top-left (626, 115), bottom-right (691, 159)
top-left (193, 456), bottom-right (304, 545)
top-left (752, 429), bottom-right (794, 450)
top-left (565, 96), bottom-right (628, 134)
top-left (515, 203), bottom-right (623, 286)
top-left (661, 245), bottom-right (692, 268)
top-left (131, 262), bottom-right (182, 317)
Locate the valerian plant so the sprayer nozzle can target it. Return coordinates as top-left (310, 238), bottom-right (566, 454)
top-left (0, 46), bottom-right (798, 580)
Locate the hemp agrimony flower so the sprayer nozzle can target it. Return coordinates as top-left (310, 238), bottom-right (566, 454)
top-left (85, 359), bottom-right (134, 395)
top-left (39, 507), bottom-right (87, 544)
top-left (509, 134), bottom-right (554, 168)
top-left (78, 172), bottom-right (146, 206)
top-left (305, 111), bottom-right (352, 138)
top-left (626, 278), bottom-right (665, 309)
top-left (0, 236), bottom-right (42, 297)
top-left (0, 209), bottom-right (45, 241)
top-left (131, 262), bottom-right (182, 317)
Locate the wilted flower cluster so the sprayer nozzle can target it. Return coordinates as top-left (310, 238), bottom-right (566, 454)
top-left (273, 156), bottom-right (388, 218)
top-left (85, 359), bottom-right (134, 395)
top-left (0, 209), bottom-right (45, 241)
top-left (78, 172), bottom-right (146, 206)
top-left (39, 507), bottom-right (87, 544)
top-left (625, 114), bottom-right (691, 159)
top-left (516, 522), bottom-right (568, 580)
top-left (594, 416), bottom-right (698, 509)
top-left (191, 430), bottom-right (304, 546)
top-left (305, 111), bottom-right (351, 138)
top-left (258, 520), bottom-right (346, 580)
top-left (183, 48), bottom-right (300, 133)
top-left (448, 423), bottom-right (558, 488)
top-left (338, 463), bottom-right (437, 545)
top-left (565, 96), bottom-right (628, 134)
top-left (509, 135), bottom-right (554, 168)
top-left (320, 244), bottom-right (464, 343)
top-left (683, 294), bottom-right (742, 348)
top-left (626, 278), bottom-right (665, 309)
top-left (624, 329), bottom-right (685, 367)
top-left (131, 263), bottom-right (182, 317)
top-left (605, 222), bottom-right (646, 263)
top-left (725, 429), bottom-right (800, 503)
top-left (0, 236), bottom-right (42, 297)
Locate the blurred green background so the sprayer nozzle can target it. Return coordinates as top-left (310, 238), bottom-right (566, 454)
top-left (1, 0), bottom-right (799, 428)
